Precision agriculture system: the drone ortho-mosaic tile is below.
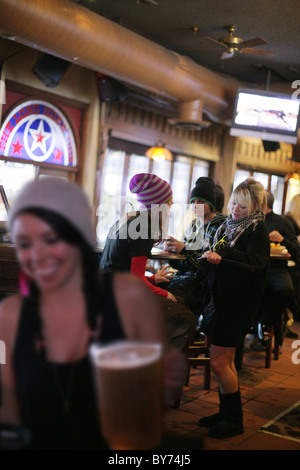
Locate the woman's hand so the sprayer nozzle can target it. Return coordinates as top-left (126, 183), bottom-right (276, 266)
top-left (166, 291), bottom-right (177, 302)
top-left (164, 236), bottom-right (185, 254)
top-left (269, 230), bottom-right (284, 244)
top-left (155, 265), bottom-right (174, 284)
top-left (202, 250), bottom-right (222, 264)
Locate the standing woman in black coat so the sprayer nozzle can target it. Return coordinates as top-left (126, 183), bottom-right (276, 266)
top-left (199, 177), bottom-right (270, 438)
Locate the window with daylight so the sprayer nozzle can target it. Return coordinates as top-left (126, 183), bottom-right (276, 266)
top-left (170, 156), bottom-right (192, 237)
top-left (232, 168), bottom-right (251, 190)
top-left (96, 147), bottom-right (210, 247)
top-left (0, 185), bottom-right (9, 225)
top-left (0, 160), bottom-right (36, 208)
top-left (96, 149), bottom-right (126, 247)
top-left (233, 167), bottom-right (286, 214)
top-left (191, 159), bottom-right (210, 187)
top-left (270, 174), bottom-right (285, 214)
top-left (253, 171), bottom-right (269, 190)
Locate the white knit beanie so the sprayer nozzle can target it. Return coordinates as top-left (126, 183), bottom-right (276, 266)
top-left (8, 177), bottom-right (96, 248)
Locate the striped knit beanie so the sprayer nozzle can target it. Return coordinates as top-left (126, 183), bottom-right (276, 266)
top-left (129, 173), bottom-right (173, 209)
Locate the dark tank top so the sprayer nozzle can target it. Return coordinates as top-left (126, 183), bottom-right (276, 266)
top-left (13, 272), bottom-right (126, 450)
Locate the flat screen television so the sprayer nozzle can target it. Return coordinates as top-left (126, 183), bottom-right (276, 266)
top-left (230, 88), bottom-right (300, 144)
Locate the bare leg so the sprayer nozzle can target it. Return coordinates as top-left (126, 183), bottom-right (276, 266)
top-left (199, 343), bottom-right (244, 438)
top-left (210, 344), bottom-right (238, 393)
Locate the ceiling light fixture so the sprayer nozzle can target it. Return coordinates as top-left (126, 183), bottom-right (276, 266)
top-left (145, 141), bottom-right (173, 162)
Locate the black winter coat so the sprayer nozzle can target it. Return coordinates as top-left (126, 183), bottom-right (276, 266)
top-left (206, 221), bottom-right (270, 347)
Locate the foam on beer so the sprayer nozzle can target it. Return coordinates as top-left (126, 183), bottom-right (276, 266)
top-left (91, 341), bottom-right (161, 369)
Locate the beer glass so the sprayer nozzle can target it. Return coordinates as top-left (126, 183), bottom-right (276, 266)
top-left (90, 341), bottom-right (164, 450)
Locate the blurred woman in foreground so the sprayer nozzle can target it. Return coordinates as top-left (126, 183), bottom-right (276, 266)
top-left (0, 177), bottom-right (186, 449)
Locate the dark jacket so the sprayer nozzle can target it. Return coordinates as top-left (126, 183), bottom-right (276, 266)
top-left (210, 221), bottom-right (270, 326)
top-left (285, 214), bottom-right (300, 238)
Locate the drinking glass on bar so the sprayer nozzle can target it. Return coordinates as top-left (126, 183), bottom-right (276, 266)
top-left (90, 341), bottom-right (164, 450)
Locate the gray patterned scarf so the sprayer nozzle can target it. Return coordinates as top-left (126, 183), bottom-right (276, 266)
top-left (212, 210), bottom-right (265, 250)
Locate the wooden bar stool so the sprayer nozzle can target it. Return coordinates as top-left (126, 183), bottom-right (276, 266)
top-left (186, 336), bottom-right (211, 389)
top-left (170, 334), bottom-right (211, 408)
top-left (234, 318), bottom-right (282, 370)
top-left (265, 323), bottom-right (282, 367)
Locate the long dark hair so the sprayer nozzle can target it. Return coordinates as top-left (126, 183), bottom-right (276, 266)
top-left (19, 208), bottom-right (101, 339)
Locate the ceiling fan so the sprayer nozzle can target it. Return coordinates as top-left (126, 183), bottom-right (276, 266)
top-left (204, 25), bottom-right (275, 60)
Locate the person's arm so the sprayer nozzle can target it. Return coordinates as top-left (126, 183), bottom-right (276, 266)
top-left (0, 295), bottom-right (22, 425)
top-left (113, 272), bottom-right (187, 406)
top-left (165, 216), bottom-right (227, 271)
top-left (130, 255), bottom-right (170, 298)
top-left (269, 219), bottom-right (299, 263)
top-left (165, 236), bottom-right (208, 275)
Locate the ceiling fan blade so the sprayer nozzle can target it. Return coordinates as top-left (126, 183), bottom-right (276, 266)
top-left (204, 36), bottom-right (227, 48)
top-left (236, 37), bottom-right (267, 49)
top-left (240, 47), bottom-right (276, 56)
top-left (182, 46), bottom-right (218, 51)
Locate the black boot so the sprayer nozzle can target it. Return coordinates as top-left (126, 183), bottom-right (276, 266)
top-left (198, 388), bottom-right (224, 427)
top-left (208, 389), bottom-right (244, 438)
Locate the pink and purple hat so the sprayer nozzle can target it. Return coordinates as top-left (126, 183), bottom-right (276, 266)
top-left (129, 173), bottom-right (173, 209)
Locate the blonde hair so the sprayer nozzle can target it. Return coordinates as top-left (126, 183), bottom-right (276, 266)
top-left (228, 177), bottom-right (267, 215)
top-left (286, 194), bottom-right (300, 228)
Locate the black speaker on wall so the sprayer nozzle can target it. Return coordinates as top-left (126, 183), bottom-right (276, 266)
top-left (96, 73), bottom-right (127, 103)
top-left (262, 140), bottom-right (280, 152)
top-left (32, 53), bottom-right (71, 88)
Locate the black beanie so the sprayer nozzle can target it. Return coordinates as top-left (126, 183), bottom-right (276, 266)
top-left (190, 177), bottom-right (216, 210)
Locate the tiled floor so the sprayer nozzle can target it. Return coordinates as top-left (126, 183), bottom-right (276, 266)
top-left (164, 321), bottom-right (300, 450)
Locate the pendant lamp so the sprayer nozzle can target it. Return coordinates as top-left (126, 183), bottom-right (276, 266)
top-left (145, 141), bottom-right (173, 162)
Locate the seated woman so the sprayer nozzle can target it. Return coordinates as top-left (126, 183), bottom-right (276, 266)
top-left (163, 177), bottom-right (226, 321)
top-left (0, 177), bottom-right (186, 450)
top-left (100, 173), bottom-right (197, 351)
top-left (198, 177), bottom-right (270, 438)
